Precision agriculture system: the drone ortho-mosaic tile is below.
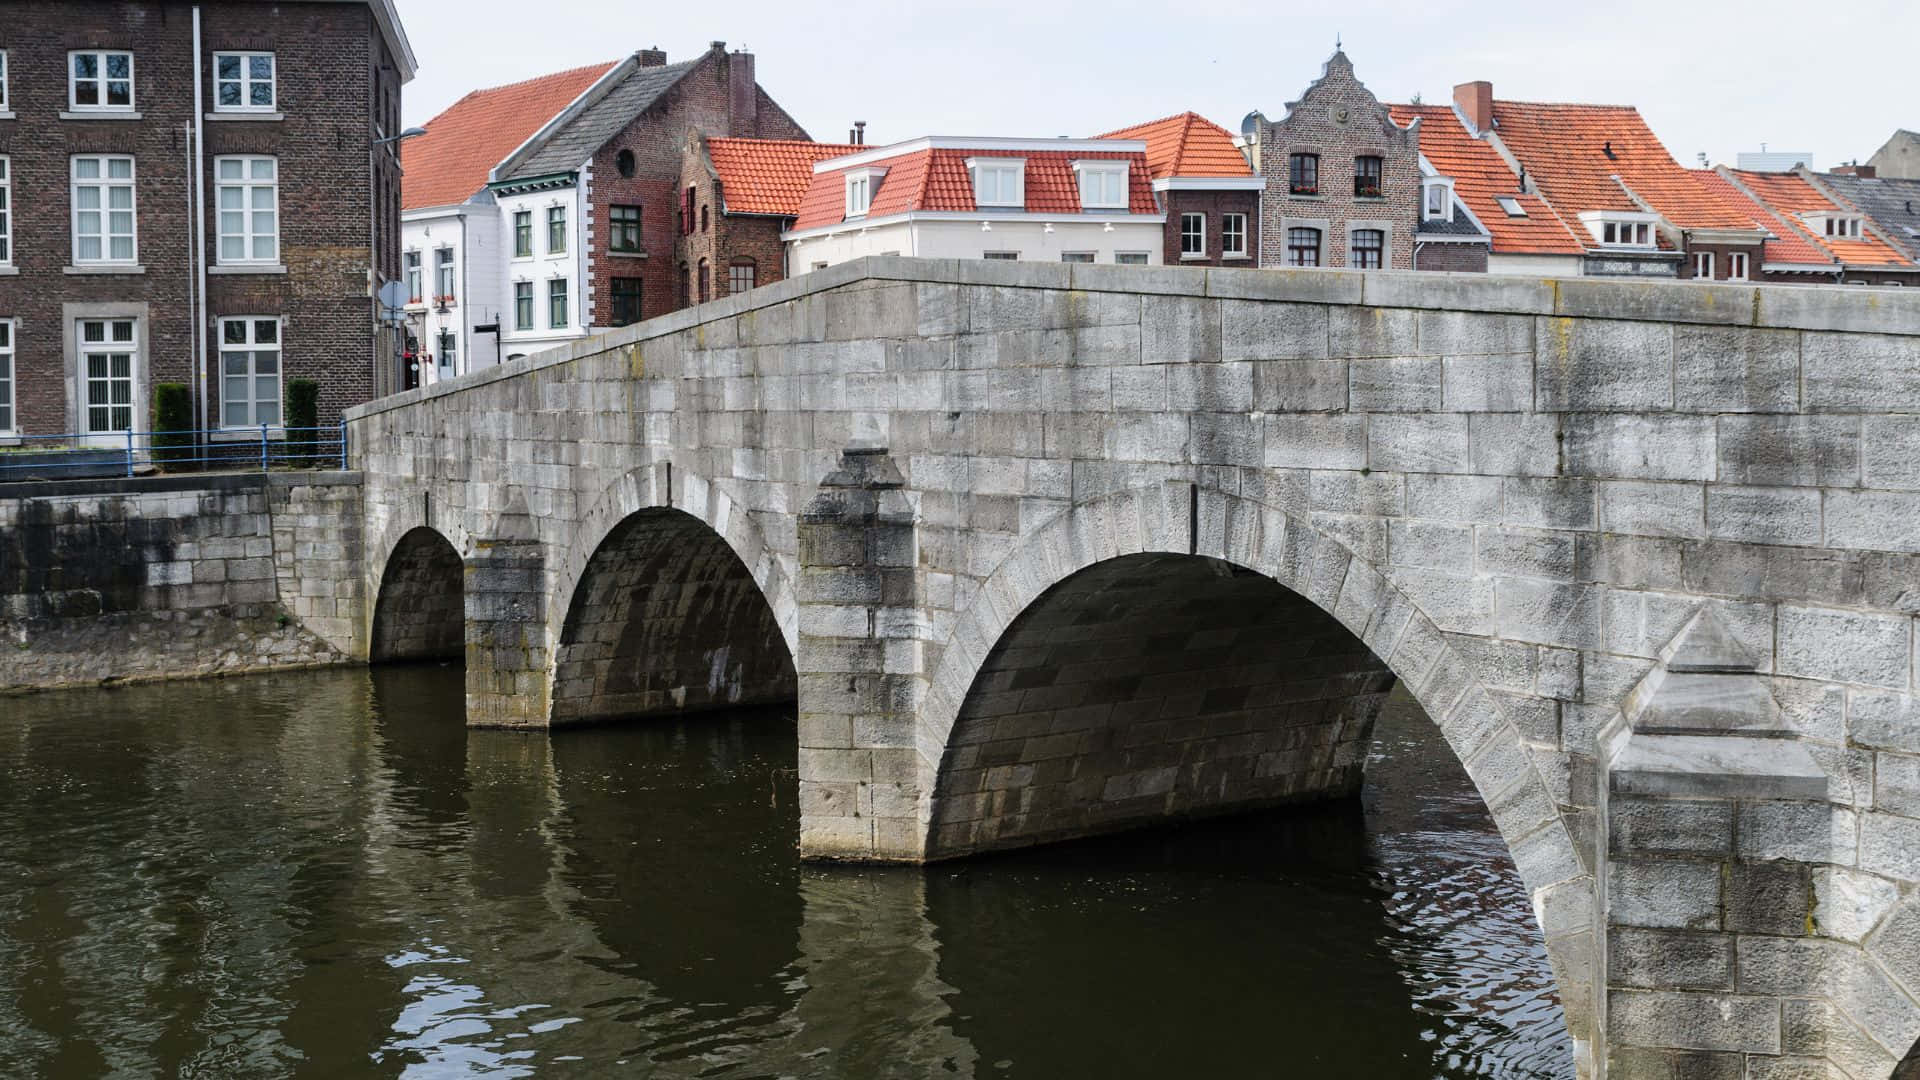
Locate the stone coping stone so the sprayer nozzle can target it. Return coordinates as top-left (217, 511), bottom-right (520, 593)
top-left (0, 469), bottom-right (362, 502)
top-left (1610, 733), bottom-right (1830, 800)
top-left (344, 255), bottom-right (1920, 422)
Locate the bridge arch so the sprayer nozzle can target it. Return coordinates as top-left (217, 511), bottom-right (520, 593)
top-left (369, 525), bottom-right (465, 663)
top-left (548, 466), bottom-right (797, 725)
top-left (919, 482), bottom-right (1595, 1054)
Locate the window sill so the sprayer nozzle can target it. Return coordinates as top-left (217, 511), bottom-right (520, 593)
top-left (60, 110), bottom-right (142, 121)
top-left (0, 111), bottom-right (15, 121)
top-left (607, 250), bottom-right (647, 259)
top-left (208, 263), bottom-right (288, 275)
top-left (1354, 195), bottom-right (1387, 201)
top-left (1288, 193), bottom-right (1325, 201)
top-left (206, 111), bottom-right (283, 121)
top-left (1222, 253), bottom-right (1251, 261)
top-left (1178, 253), bottom-right (1210, 261)
top-left (210, 428), bottom-right (285, 443)
top-left (0, 266), bottom-right (17, 276)
top-left (65, 264), bottom-right (146, 275)
top-left (0, 435), bottom-right (21, 447)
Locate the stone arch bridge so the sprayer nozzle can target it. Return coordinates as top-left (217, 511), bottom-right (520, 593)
top-left (344, 256), bottom-right (1920, 1079)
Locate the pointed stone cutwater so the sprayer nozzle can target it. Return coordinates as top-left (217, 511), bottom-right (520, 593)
top-left (1607, 607), bottom-right (1828, 800)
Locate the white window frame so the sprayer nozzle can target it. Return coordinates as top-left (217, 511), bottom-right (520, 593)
top-left (71, 155), bottom-right (138, 265)
top-left (1221, 212), bottom-right (1249, 259)
top-left (546, 204), bottom-right (566, 254)
top-left (214, 155), bottom-right (279, 264)
top-left (404, 250), bottom-right (422, 303)
top-left (0, 50), bottom-right (10, 112)
top-left (69, 50), bottom-right (135, 112)
top-left (845, 174), bottom-right (871, 218)
top-left (0, 319), bottom-right (14, 435)
top-left (513, 281), bottom-right (533, 330)
top-left (0, 156), bottom-right (10, 265)
top-left (1728, 251), bottom-right (1750, 281)
top-left (1423, 178), bottom-right (1455, 222)
top-left (1073, 161), bottom-right (1129, 210)
top-left (512, 209), bottom-right (532, 258)
top-left (967, 158), bottom-right (1025, 208)
top-left (212, 51), bottom-right (275, 113)
top-left (216, 315), bottom-right (283, 430)
top-left (77, 317), bottom-right (139, 437)
top-left (1694, 251), bottom-right (1715, 280)
top-left (434, 247), bottom-right (455, 303)
top-left (1114, 251), bottom-right (1150, 265)
top-left (548, 277), bottom-right (568, 328)
top-left (1180, 213), bottom-right (1206, 259)
top-left (1581, 211), bottom-right (1659, 249)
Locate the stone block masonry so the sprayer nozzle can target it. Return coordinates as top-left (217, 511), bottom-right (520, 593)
top-left (0, 471), bottom-right (364, 691)
top-left (347, 254), bottom-right (1920, 1079)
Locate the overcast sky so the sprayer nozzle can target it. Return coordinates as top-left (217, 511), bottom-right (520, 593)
top-left (395, 0), bottom-right (1915, 171)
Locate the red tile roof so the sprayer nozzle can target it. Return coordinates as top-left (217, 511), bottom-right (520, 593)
top-left (1687, 170), bottom-right (1831, 267)
top-left (1096, 112), bottom-right (1253, 179)
top-left (792, 145), bottom-right (1157, 231)
top-left (707, 138), bottom-right (862, 217)
top-left (1725, 170), bottom-right (1915, 268)
top-left (401, 61), bottom-right (616, 211)
top-left (1388, 103), bottom-right (1584, 255)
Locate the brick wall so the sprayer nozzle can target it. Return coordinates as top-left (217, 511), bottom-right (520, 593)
top-left (1415, 241), bottom-right (1490, 272)
top-left (1256, 52), bottom-right (1418, 271)
top-left (0, 1), bottom-right (392, 436)
top-left (1161, 189), bottom-right (1261, 267)
top-left (584, 48), bottom-right (806, 327)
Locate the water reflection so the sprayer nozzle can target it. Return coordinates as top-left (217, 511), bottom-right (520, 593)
top-left (0, 666), bottom-right (1569, 1078)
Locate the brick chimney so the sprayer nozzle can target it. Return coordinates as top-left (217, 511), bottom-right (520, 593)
top-left (726, 48), bottom-right (757, 137)
top-left (1454, 80), bottom-right (1494, 135)
top-left (637, 46), bottom-right (666, 67)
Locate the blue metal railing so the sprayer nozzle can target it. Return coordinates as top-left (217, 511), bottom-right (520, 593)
top-left (0, 424), bottom-right (348, 480)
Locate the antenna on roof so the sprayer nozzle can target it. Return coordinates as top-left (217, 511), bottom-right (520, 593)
top-left (1335, 33), bottom-right (1342, 50)
top-left (1603, 140), bottom-right (1616, 160)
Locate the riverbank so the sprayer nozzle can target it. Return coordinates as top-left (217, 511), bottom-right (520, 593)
top-left (0, 471), bottom-right (365, 693)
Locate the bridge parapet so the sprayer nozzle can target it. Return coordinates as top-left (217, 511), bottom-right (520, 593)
top-left (348, 257), bottom-right (1920, 1079)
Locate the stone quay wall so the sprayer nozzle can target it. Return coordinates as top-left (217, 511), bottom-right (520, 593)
top-left (0, 471), bottom-right (365, 692)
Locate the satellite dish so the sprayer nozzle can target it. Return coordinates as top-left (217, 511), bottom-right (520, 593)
top-left (1241, 111), bottom-right (1262, 138)
top-left (377, 280), bottom-right (410, 323)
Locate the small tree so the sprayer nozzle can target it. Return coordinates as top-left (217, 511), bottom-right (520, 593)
top-left (284, 378), bottom-right (321, 467)
top-left (152, 383), bottom-right (194, 471)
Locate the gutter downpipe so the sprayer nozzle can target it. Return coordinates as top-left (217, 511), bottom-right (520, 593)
top-left (191, 6), bottom-right (209, 436)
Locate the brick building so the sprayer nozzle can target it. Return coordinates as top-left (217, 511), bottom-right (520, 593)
top-left (1097, 112), bottom-right (1264, 267)
top-left (0, 0), bottom-right (414, 444)
top-left (1246, 51), bottom-right (1420, 271)
top-left (694, 132), bottom-right (860, 300)
top-left (402, 42), bottom-right (808, 377)
top-left (1709, 167), bottom-right (1920, 286)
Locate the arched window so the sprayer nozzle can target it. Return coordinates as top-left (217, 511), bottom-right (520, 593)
top-left (615, 148), bottom-right (636, 178)
top-left (1286, 227), bottom-right (1321, 267)
top-left (727, 257), bottom-right (756, 296)
top-left (697, 258), bottom-right (710, 304)
top-left (700, 204), bottom-right (709, 232)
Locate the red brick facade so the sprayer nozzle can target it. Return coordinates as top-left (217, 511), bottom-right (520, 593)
top-left (1414, 241), bottom-right (1489, 272)
top-left (1254, 52), bottom-right (1418, 271)
top-left (1160, 189), bottom-right (1261, 267)
top-left (675, 135), bottom-right (790, 304)
top-left (582, 48), bottom-right (804, 328)
top-left (0, 0), bottom-right (405, 436)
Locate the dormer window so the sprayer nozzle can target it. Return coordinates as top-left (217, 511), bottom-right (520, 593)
top-left (1804, 212), bottom-right (1863, 238)
top-left (968, 159), bottom-right (1025, 208)
top-left (1579, 211), bottom-right (1659, 248)
top-left (1423, 177), bottom-right (1454, 222)
top-left (1073, 161), bottom-right (1129, 210)
top-left (843, 167), bottom-right (886, 219)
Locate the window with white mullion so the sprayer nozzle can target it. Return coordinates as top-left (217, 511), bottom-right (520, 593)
top-left (215, 156), bottom-right (278, 264)
top-left (0, 320), bottom-right (14, 433)
top-left (0, 156), bottom-right (11, 264)
top-left (218, 316), bottom-right (281, 429)
top-left (72, 155), bottom-right (137, 264)
top-left (1694, 251), bottom-right (1715, 280)
top-left (70, 50), bottom-right (134, 111)
top-left (213, 52), bottom-right (275, 112)
top-left (0, 51), bottom-right (10, 111)
top-left (1075, 162), bottom-right (1128, 210)
top-left (968, 159), bottom-right (1025, 208)
top-left (79, 318), bottom-right (137, 434)
top-left (1728, 251), bottom-right (1750, 281)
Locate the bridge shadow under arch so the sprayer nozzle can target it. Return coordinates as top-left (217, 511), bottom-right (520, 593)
top-left (551, 507), bottom-right (796, 725)
top-left (369, 525), bottom-right (464, 664)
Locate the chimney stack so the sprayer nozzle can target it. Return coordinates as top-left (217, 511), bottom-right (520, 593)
top-left (850, 120), bottom-right (867, 146)
top-left (726, 48), bottom-right (757, 137)
top-left (637, 46), bottom-right (666, 67)
top-left (1454, 80), bottom-right (1493, 135)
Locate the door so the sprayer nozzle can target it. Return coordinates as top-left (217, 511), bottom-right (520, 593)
top-left (78, 318), bottom-right (138, 446)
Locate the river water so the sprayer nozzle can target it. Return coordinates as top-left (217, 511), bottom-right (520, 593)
top-left (0, 665), bottom-right (1571, 1078)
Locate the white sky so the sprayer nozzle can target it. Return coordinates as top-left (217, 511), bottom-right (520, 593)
top-left (395, 0), bottom-right (1916, 171)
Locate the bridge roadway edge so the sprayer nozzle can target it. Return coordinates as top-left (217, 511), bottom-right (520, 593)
top-left (347, 256), bottom-right (1920, 1080)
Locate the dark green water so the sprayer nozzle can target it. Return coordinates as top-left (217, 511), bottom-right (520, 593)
top-left (0, 666), bottom-right (1571, 1078)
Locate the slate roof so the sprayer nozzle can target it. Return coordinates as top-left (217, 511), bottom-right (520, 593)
top-left (708, 138), bottom-right (862, 217)
top-left (1095, 112), bottom-right (1253, 179)
top-left (502, 59), bottom-right (700, 180)
top-left (793, 144), bottom-right (1157, 231)
top-left (401, 61), bottom-right (616, 210)
top-left (1389, 103), bottom-right (1580, 254)
top-left (1817, 172), bottom-right (1920, 261)
top-left (1726, 170), bottom-right (1915, 268)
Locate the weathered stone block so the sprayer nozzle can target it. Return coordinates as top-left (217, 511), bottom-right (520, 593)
top-left (1536, 318), bottom-right (1673, 411)
top-left (1777, 605), bottom-right (1910, 689)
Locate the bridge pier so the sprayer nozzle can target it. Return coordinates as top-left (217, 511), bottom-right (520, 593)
top-left (464, 536), bottom-right (551, 728)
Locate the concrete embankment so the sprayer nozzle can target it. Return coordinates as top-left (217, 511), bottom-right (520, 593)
top-left (0, 471), bottom-right (364, 692)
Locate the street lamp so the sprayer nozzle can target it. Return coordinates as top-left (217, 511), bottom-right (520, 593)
top-left (374, 126), bottom-right (428, 146)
